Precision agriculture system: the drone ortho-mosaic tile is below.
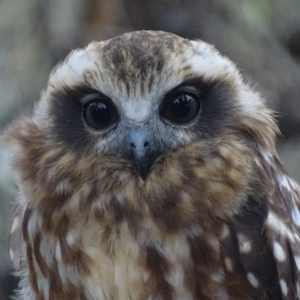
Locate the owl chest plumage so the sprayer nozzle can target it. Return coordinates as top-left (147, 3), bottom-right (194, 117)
top-left (11, 126), bottom-right (259, 300)
top-left (20, 149), bottom-right (254, 300)
top-left (19, 204), bottom-right (281, 300)
top-left (15, 136), bottom-right (300, 300)
top-left (25, 199), bottom-right (233, 300)
top-left (79, 219), bottom-right (230, 300)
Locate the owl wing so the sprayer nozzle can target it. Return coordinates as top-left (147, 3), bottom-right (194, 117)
top-left (262, 154), bottom-right (300, 299)
top-left (222, 152), bottom-right (300, 299)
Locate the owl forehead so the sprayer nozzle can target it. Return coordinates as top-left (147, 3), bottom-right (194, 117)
top-left (49, 31), bottom-right (190, 89)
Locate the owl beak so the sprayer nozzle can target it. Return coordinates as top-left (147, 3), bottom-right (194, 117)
top-left (127, 129), bottom-right (158, 180)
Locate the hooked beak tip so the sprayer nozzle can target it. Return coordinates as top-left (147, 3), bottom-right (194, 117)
top-left (133, 155), bottom-right (150, 180)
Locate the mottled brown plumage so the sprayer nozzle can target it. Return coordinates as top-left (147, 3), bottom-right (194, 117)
top-left (4, 31), bottom-right (300, 300)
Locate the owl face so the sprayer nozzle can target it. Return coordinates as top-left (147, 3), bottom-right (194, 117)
top-left (32, 31), bottom-right (262, 181)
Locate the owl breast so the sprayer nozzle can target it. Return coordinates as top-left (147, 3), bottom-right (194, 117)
top-left (22, 135), bottom-right (255, 300)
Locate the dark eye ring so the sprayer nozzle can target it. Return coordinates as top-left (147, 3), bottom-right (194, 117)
top-left (161, 90), bottom-right (201, 125)
top-left (83, 97), bottom-right (119, 130)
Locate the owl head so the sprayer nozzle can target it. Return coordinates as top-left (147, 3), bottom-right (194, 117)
top-left (3, 31), bottom-right (278, 227)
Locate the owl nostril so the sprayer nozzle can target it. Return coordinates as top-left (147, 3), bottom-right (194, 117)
top-left (130, 142), bottom-right (149, 148)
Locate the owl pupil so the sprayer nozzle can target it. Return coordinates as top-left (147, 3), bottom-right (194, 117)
top-left (171, 96), bottom-right (192, 118)
top-left (91, 102), bottom-right (110, 124)
top-left (83, 98), bottom-right (119, 130)
top-left (161, 91), bottom-right (200, 125)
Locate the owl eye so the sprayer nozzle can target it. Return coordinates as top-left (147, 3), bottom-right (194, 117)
top-left (83, 98), bottom-right (119, 130)
top-left (161, 91), bottom-right (201, 124)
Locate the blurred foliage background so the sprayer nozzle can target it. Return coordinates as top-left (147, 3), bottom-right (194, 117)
top-left (1, 0), bottom-right (300, 298)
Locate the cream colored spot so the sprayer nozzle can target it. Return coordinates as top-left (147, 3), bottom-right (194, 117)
top-left (69, 193), bottom-right (81, 209)
top-left (58, 262), bottom-right (68, 286)
top-left (141, 270), bottom-right (150, 282)
top-left (169, 167), bottom-right (182, 179)
top-left (211, 157), bottom-right (223, 170)
top-left (180, 191), bottom-right (192, 203)
top-left (220, 225), bottom-right (229, 240)
top-left (27, 214), bottom-right (38, 236)
top-left (224, 257), bottom-right (233, 272)
top-left (66, 230), bottom-right (76, 246)
top-left (116, 191), bottom-right (126, 205)
top-left (55, 180), bottom-right (70, 194)
top-left (296, 282), bottom-right (300, 297)
top-left (219, 146), bottom-right (231, 160)
top-left (188, 225), bottom-right (203, 237)
top-left (279, 174), bottom-right (291, 190)
top-left (266, 212), bottom-right (295, 242)
top-left (280, 279), bottom-right (288, 296)
top-left (9, 248), bottom-right (14, 261)
top-left (291, 205), bottom-right (300, 227)
top-left (40, 238), bottom-right (53, 267)
top-left (195, 168), bottom-right (207, 179)
top-left (11, 216), bottom-right (20, 233)
top-left (239, 240), bottom-right (251, 253)
top-left (210, 270), bottom-right (224, 283)
top-left (247, 273), bottom-right (259, 288)
top-left (273, 241), bottom-right (286, 262)
top-left (295, 256), bottom-right (300, 271)
top-left (55, 241), bottom-right (62, 262)
top-left (38, 276), bottom-right (50, 300)
top-left (206, 234), bottom-right (220, 252)
top-left (209, 181), bottom-right (223, 192)
top-left (20, 128), bottom-right (29, 137)
top-left (261, 150), bottom-right (272, 165)
top-left (165, 269), bottom-right (184, 286)
top-left (82, 182), bottom-right (92, 193)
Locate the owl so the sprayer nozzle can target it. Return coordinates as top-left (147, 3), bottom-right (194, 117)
top-left (4, 30), bottom-right (300, 300)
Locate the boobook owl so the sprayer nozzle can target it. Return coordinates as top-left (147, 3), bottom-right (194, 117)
top-left (4, 30), bottom-right (300, 300)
